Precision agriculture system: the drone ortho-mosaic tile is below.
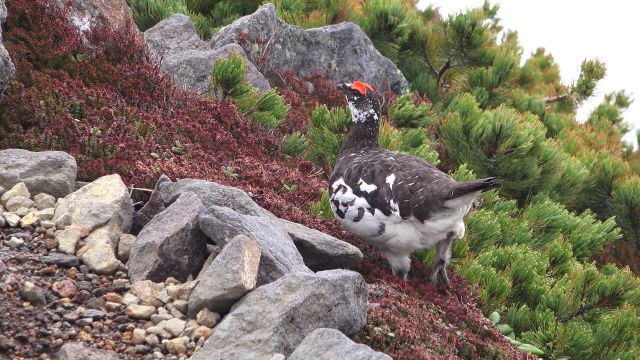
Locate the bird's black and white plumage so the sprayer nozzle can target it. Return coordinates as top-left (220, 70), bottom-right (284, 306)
top-left (330, 81), bottom-right (500, 286)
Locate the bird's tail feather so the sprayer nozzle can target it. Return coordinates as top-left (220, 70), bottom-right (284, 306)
top-left (448, 177), bottom-right (500, 199)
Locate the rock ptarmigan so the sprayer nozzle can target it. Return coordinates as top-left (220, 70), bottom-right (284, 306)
top-left (330, 81), bottom-right (500, 286)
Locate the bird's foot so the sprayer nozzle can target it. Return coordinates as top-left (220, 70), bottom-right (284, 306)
top-left (430, 258), bottom-right (450, 289)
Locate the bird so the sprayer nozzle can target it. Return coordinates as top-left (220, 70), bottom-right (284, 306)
top-left (329, 81), bottom-right (500, 287)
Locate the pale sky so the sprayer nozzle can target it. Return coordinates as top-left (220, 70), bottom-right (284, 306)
top-left (417, 0), bottom-right (640, 148)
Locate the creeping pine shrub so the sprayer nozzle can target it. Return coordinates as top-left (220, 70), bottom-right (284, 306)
top-left (388, 92), bottom-right (434, 128)
top-left (305, 105), bottom-right (351, 167)
top-left (127, 0), bottom-right (190, 31)
top-left (210, 53), bottom-right (289, 129)
top-left (282, 132), bottom-right (308, 156)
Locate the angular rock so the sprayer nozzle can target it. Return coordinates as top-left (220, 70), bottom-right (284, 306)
top-left (56, 343), bottom-right (120, 360)
top-left (5, 196), bottom-right (34, 212)
top-left (53, 279), bottom-right (77, 298)
top-left (33, 192), bottom-right (56, 210)
top-left (117, 233), bottom-right (136, 262)
top-left (3, 212), bottom-right (19, 227)
top-left (191, 270), bottom-right (368, 359)
top-left (210, 4), bottom-right (408, 95)
top-left (19, 281), bottom-right (47, 306)
top-left (188, 235), bottom-right (261, 316)
top-left (130, 280), bottom-right (164, 306)
top-left (128, 191), bottom-right (208, 283)
top-left (132, 328), bottom-right (146, 345)
top-left (52, 174), bottom-right (132, 234)
top-left (199, 206), bottom-right (310, 285)
top-left (41, 253), bottom-right (80, 267)
top-left (165, 280), bottom-right (197, 301)
top-left (145, 15), bottom-right (270, 94)
top-left (57, 227), bottom-right (86, 255)
top-left (0, 0), bottom-right (14, 101)
top-left (166, 336), bottom-right (189, 355)
top-left (289, 328), bottom-right (391, 360)
top-left (0, 150), bottom-right (77, 199)
top-left (164, 317), bottom-right (186, 337)
top-left (131, 174), bottom-right (171, 234)
top-left (159, 178), bottom-right (274, 218)
top-left (0, 182), bottom-right (30, 206)
top-left (125, 304), bottom-right (157, 320)
top-left (195, 308), bottom-right (220, 328)
top-left (78, 224), bottom-right (123, 274)
top-left (8, 236), bottom-right (23, 247)
top-left (58, 0), bottom-right (135, 34)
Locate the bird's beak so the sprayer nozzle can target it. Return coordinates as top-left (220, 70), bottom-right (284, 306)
top-left (336, 83), bottom-right (348, 93)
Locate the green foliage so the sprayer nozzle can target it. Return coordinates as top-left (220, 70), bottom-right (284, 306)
top-left (573, 59), bottom-right (607, 103)
top-left (305, 105), bottom-right (351, 167)
top-left (282, 132), bottom-right (308, 156)
top-left (388, 92), bottom-right (434, 128)
top-left (127, 0), bottom-right (190, 32)
top-left (210, 53), bottom-right (288, 129)
top-left (309, 190), bottom-right (333, 219)
top-left (612, 177), bottom-right (640, 246)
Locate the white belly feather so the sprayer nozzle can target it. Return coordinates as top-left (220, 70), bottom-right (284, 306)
top-left (330, 178), bottom-right (479, 255)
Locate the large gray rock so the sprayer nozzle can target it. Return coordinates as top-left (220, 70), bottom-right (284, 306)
top-left (199, 206), bottom-right (310, 285)
top-left (188, 235), bottom-right (261, 317)
top-left (57, 0), bottom-right (135, 34)
top-left (159, 178), bottom-right (275, 218)
top-left (0, 149), bottom-right (77, 199)
top-left (128, 191), bottom-right (209, 283)
top-left (191, 270), bottom-right (368, 360)
top-left (0, 0), bottom-right (14, 101)
top-left (209, 4), bottom-right (408, 95)
top-left (289, 328), bottom-right (391, 360)
top-left (77, 224), bottom-right (123, 274)
top-left (52, 174), bottom-right (131, 233)
top-left (145, 14), bottom-right (270, 95)
top-left (56, 343), bottom-right (120, 360)
top-left (275, 218), bottom-right (363, 271)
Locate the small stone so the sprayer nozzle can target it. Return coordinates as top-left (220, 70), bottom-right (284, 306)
top-left (52, 279), bottom-right (77, 298)
top-left (192, 326), bottom-right (212, 341)
top-left (132, 328), bottom-right (146, 344)
top-left (164, 277), bottom-right (180, 286)
top-left (105, 301), bottom-right (121, 312)
top-left (1, 183), bottom-right (30, 206)
top-left (125, 304), bottom-right (157, 319)
top-left (0, 260), bottom-right (6, 275)
top-left (42, 253), bottom-right (80, 267)
top-left (145, 333), bottom-right (160, 347)
top-left (181, 319), bottom-right (199, 338)
top-left (34, 193), bottom-right (56, 210)
top-left (41, 220), bottom-right (56, 228)
top-left (172, 299), bottom-right (188, 315)
top-left (0, 214), bottom-right (4, 228)
top-left (195, 308), bottom-right (220, 328)
top-left (103, 292), bottom-right (122, 303)
top-left (16, 207), bottom-right (29, 217)
top-left (153, 351), bottom-right (164, 359)
top-left (3, 212), bottom-right (20, 227)
top-left (19, 281), bottom-right (46, 306)
top-left (0, 335), bottom-right (17, 351)
top-left (135, 344), bottom-right (151, 353)
top-left (77, 330), bottom-right (92, 342)
top-left (155, 288), bottom-right (171, 304)
top-left (121, 293), bottom-right (139, 305)
top-left (270, 354), bottom-right (286, 360)
top-left (34, 207), bottom-right (55, 220)
top-left (56, 227), bottom-right (85, 255)
top-left (166, 281), bottom-right (197, 301)
top-left (84, 297), bottom-right (106, 309)
top-left (117, 233), bottom-right (136, 262)
top-left (63, 309), bottom-right (82, 322)
top-left (165, 336), bottom-right (189, 354)
top-left (55, 213), bottom-right (71, 230)
top-left (80, 309), bottom-right (106, 319)
top-left (130, 280), bottom-right (164, 306)
top-left (45, 237), bottom-right (58, 249)
top-left (113, 278), bottom-right (130, 292)
top-left (8, 236), bottom-right (24, 248)
top-left (164, 318), bottom-right (186, 337)
top-left (5, 196), bottom-right (34, 212)
top-left (75, 290), bottom-right (92, 303)
top-left (167, 304), bottom-right (185, 319)
top-left (19, 212), bottom-right (40, 227)
top-left (51, 338), bottom-right (64, 347)
top-left (76, 318), bottom-right (93, 326)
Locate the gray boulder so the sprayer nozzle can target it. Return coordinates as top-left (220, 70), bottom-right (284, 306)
top-left (199, 206), bottom-right (310, 285)
top-left (128, 191), bottom-right (209, 283)
top-left (145, 14), bottom-right (270, 95)
top-left (191, 269), bottom-right (368, 360)
top-left (159, 178), bottom-right (275, 218)
top-left (56, 0), bottom-right (136, 35)
top-left (275, 218), bottom-right (362, 271)
top-left (210, 3), bottom-right (408, 95)
top-left (56, 343), bottom-right (120, 360)
top-left (188, 234), bottom-right (261, 317)
top-left (131, 174), bottom-right (171, 235)
top-left (0, 0), bottom-right (15, 101)
top-left (289, 328), bottom-right (391, 360)
top-left (0, 149), bottom-right (77, 199)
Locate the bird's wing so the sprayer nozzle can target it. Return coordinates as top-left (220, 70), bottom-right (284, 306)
top-left (330, 151), bottom-right (457, 222)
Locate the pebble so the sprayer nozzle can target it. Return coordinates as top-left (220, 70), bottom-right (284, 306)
top-left (0, 260), bottom-right (6, 275)
top-left (3, 213), bottom-right (20, 227)
top-left (113, 278), bottom-right (130, 292)
top-left (41, 253), bottom-right (80, 267)
top-left (105, 301), bottom-right (121, 312)
top-left (41, 220), bottom-right (56, 229)
top-left (132, 328), bottom-right (146, 344)
top-left (103, 292), bottom-right (122, 303)
top-left (81, 309), bottom-right (106, 319)
top-left (33, 193), bottom-right (56, 210)
top-left (196, 308), bottom-right (220, 328)
top-left (74, 290), bottom-right (92, 303)
top-left (135, 344), bottom-right (151, 353)
top-left (145, 334), bottom-right (160, 347)
top-left (153, 351), bottom-right (164, 359)
top-left (84, 297), bottom-right (106, 309)
top-left (165, 336), bottom-right (189, 355)
top-left (52, 279), bottom-right (77, 298)
top-left (192, 326), bottom-right (212, 341)
top-left (76, 318), bottom-right (93, 326)
top-left (0, 214), bottom-right (4, 228)
top-left (8, 236), bottom-right (24, 248)
top-left (172, 300), bottom-right (188, 315)
top-left (121, 293), bottom-right (139, 305)
top-left (125, 304), bottom-right (157, 320)
top-left (19, 281), bottom-right (47, 306)
top-left (63, 309), bottom-right (81, 322)
top-left (164, 318), bottom-right (186, 337)
top-left (0, 335), bottom-right (16, 350)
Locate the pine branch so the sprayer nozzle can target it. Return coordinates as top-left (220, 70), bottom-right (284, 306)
top-left (544, 93), bottom-right (571, 104)
top-left (437, 59), bottom-right (452, 88)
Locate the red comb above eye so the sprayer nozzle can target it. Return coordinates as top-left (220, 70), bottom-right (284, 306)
top-left (350, 81), bottom-right (374, 95)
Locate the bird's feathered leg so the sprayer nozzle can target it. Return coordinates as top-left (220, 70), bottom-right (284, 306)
top-left (430, 231), bottom-right (455, 288)
top-left (382, 251), bottom-right (411, 281)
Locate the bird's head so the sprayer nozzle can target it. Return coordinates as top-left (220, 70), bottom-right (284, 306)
top-left (337, 81), bottom-right (381, 123)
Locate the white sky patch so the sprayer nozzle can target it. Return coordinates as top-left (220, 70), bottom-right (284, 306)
top-left (358, 178), bottom-right (377, 193)
top-left (417, 0), bottom-right (639, 149)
